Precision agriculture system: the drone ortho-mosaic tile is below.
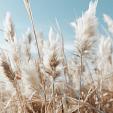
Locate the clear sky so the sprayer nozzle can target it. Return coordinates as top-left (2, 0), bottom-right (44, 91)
top-left (0, 0), bottom-right (113, 49)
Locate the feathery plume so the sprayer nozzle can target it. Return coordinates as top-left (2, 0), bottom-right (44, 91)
top-left (98, 36), bottom-right (113, 71)
top-left (103, 14), bottom-right (113, 35)
top-left (71, 0), bottom-right (98, 39)
top-left (4, 12), bottom-right (15, 42)
top-left (99, 37), bottom-right (112, 59)
top-left (71, 0), bottom-right (98, 57)
top-left (43, 27), bottom-right (62, 79)
top-left (1, 60), bottom-right (15, 81)
top-left (44, 51), bottom-right (61, 79)
top-left (21, 28), bottom-right (33, 62)
top-left (48, 27), bottom-right (60, 49)
top-left (21, 60), bottom-right (40, 96)
top-left (25, 28), bottom-right (33, 44)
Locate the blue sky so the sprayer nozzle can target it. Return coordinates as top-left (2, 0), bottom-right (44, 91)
top-left (0, 0), bottom-right (113, 49)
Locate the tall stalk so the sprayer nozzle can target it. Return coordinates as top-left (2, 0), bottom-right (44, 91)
top-left (24, 1), bottom-right (48, 112)
top-left (52, 68), bottom-right (55, 113)
top-left (23, 0), bottom-right (41, 63)
top-left (43, 78), bottom-right (47, 113)
top-left (78, 53), bottom-right (83, 113)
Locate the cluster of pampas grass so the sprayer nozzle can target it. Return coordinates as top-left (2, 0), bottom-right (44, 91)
top-left (1, 0), bottom-right (113, 113)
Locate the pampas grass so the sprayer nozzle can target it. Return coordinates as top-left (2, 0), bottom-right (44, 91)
top-left (1, 0), bottom-right (113, 113)
top-left (4, 12), bottom-right (15, 42)
top-left (103, 14), bottom-right (113, 35)
top-left (71, 1), bottom-right (98, 112)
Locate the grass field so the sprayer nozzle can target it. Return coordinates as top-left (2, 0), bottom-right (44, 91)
top-left (0, 0), bottom-right (113, 113)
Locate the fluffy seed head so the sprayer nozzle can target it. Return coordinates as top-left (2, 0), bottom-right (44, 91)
top-left (4, 12), bottom-right (15, 42)
top-left (1, 60), bottom-right (15, 81)
top-left (103, 14), bottom-right (113, 35)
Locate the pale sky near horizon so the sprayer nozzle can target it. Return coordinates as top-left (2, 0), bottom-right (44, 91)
top-left (0, 0), bottom-right (113, 51)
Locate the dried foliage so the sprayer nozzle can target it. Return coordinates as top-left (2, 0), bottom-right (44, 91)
top-left (0, 0), bottom-right (113, 113)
